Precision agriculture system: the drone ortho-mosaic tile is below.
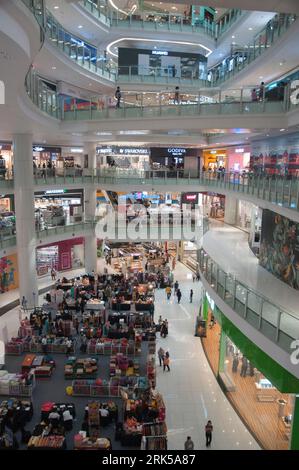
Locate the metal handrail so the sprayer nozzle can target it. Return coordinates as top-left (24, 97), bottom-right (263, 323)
top-left (198, 247), bottom-right (299, 354)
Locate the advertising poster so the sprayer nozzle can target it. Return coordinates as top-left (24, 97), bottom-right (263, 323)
top-left (259, 210), bottom-right (299, 289)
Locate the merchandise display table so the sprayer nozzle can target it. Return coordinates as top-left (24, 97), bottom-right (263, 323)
top-left (64, 357), bottom-right (98, 380)
top-left (28, 435), bottom-right (66, 450)
top-left (74, 434), bottom-right (111, 450)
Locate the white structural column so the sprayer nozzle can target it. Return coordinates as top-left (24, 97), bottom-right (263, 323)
top-left (83, 141), bottom-right (97, 175)
top-left (84, 141), bottom-right (98, 273)
top-left (13, 134), bottom-right (38, 306)
top-left (224, 195), bottom-right (238, 225)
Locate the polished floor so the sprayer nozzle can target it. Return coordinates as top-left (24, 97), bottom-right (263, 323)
top-left (154, 262), bottom-right (260, 450)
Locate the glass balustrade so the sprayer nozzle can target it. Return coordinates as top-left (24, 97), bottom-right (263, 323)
top-left (198, 248), bottom-right (299, 355)
top-left (208, 14), bottom-right (296, 87)
top-left (33, 167), bottom-right (299, 214)
top-left (80, 0), bottom-right (242, 39)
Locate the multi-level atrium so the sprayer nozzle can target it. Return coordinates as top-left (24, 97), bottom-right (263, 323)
top-left (0, 0), bottom-right (299, 456)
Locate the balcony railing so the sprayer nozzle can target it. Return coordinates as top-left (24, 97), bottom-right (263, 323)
top-left (33, 168), bottom-right (299, 214)
top-left (80, 0), bottom-right (242, 39)
top-left (36, 220), bottom-right (97, 239)
top-left (198, 248), bottom-right (299, 355)
top-left (208, 13), bottom-right (297, 87)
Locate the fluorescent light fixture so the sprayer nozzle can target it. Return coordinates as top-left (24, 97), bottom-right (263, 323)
top-left (54, 6), bottom-right (59, 9)
top-left (107, 38), bottom-right (212, 58)
top-left (70, 148), bottom-right (83, 153)
top-left (280, 128), bottom-right (285, 131)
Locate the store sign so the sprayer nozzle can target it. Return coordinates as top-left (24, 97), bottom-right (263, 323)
top-left (118, 147), bottom-right (149, 155)
top-left (185, 194), bottom-right (197, 201)
top-left (33, 146), bottom-right (45, 152)
top-left (97, 147), bottom-right (113, 154)
top-left (167, 148), bottom-right (187, 157)
top-left (70, 148), bottom-right (83, 153)
top-left (45, 189), bottom-right (66, 195)
top-left (152, 50), bottom-right (168, 56)
top-left (235, 148), bottom-right (244, 153)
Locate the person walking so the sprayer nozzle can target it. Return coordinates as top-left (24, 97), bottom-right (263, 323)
top-left (259, 81), bottom-right (265, 101)
top-left (115, 86), bottom-right (122, 108)
top-left (163, 353), bottom-right (170, 372)
top-left (21, 296), bottom-right (27, 310)
top-left (174, 86), bottom-right (180, 104)
top-left (184, 436), bottom-right (194, 450)
top-left (165, 285), bottom-right (172, 300)
top-left (177, 288), bottom-right (182, 304)
top-left (205, 420), bottom-right (213, 447)
top-left (157, 347), bottom-right (165, 367)
top-left (190, 289), bottom-right (193, 303)
top-left (174, 280), bottom-right (179, 293)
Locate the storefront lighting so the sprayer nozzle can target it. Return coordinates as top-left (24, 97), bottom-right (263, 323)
top-left (235, 148), bottom-right (244, 153)
top-left (70, 148), bottom-right (83, 153)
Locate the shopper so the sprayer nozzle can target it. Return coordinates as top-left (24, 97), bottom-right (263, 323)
top-left (41, 336), bottom-right (47, 354)
top-left (160, 321), bottom-right (167, 338)
top-left (174, 86), bottom-right (180, 104)
top-left (62, 408), bottom-right (73, 431)
top-left (115, 86), bottom-right (122, 108)
top-left (232, 354), bottom-right (239, 373)
top-left (251, 88), bottom-right (258, 102)
top-left (74, 317), bottom-right (79, 335)
top-left (157, 347), bottom-right (165, 367)
top-left (174, 280), bottom-right (179, 293)
top-left (177, 288), bottom-right (182, 304)
top-left (190, 289), bottom-right (193, 303)
top-left (259, 81), bottom-right (265, 101)
top-left (184, 436), bottom-right (194, 450)
top-left (205, 420), bottom-right (213, 447)
top-left (66, 338), bottom-right (73, 356)
top-left (51, 268), bottom-right (56, 281)
top-left (240, 356), bottom-right (248, 377)
top-left (165, 285), bottom-right (172, 300)
top-left (21, 296), bottom-right (27, 310)
top-left (163, 354), bottom-right (170, 372)
top-left (172, 64), bottom-right (176, 78)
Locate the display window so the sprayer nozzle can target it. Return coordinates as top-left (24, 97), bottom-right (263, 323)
top-left (97, 146), bottom-right (150, 171)
top-left (0, 144), bottom-right (13, 179)
top-left (36, 238), bottom-right (84, 276)
top-left (201, 192), bottom-right (225, 220)
top-left (227, 147), bottom-right (251, 172)
top-left (203, 149), bottom-right (227, 170)
top-left (199, 294), bottom-right (297, 450)
top-left (34, 191), bottom-right (83, 229)
top-left (223, 336), bottom-right (293, 450)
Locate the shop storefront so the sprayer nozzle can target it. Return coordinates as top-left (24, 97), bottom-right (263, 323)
top-left (203, 149), bottom-right (227, 171)
top-left (199, 292), bottom-right (299, 450)
top-left (118, 47), bottom-right (207, 80)
top-left (97, 146), bottom-right (150, 171)
top-left (179, 240), bottom-right (198, 273)
top-left (201, 192), bottom-right (225, 220)
top-left (150, 147), bottom-right (200, 177)
top-left (0, 143), bottom-right (13, 178)
top-left (226, 146), bottom-right (251, 172)
top-left (36, 237), bottom-right (84, 276)
top-left (34, 189), bottom-right (84, 230)
top-left (236, 201), bottom-right (262, 255)
top-left (33, 146), bottom-right (61, 167)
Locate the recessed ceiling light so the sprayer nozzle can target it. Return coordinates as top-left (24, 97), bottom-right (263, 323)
top-left (279, 62), bottom-right (283, 66)
top-left (232, 35), bottom-right (235, 39)
top-left (78, 25), bottom-right (83, 29)
top-left (232, 42), bottom-right (236, 45)
top-left (248, 27), bottom-right (253, 30)
top-left (259, 76), bottom-right (263, 79)
top-left (280, 128), bottom-right (285, 131)
top-left (54, 6), bottom-right (59, 9)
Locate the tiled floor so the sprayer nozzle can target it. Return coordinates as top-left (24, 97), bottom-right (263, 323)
top-left (154, 262), bottom-right (260, 450)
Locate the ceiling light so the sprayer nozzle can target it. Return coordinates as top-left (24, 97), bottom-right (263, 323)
top-left (280, 128), bottom-right (285, 131)
top-left (259, 76), bottom-right (263, 79)
top-left (232, 35), bottom-right (235, 39)
top-left (54, 6), bottom-right (59, 9)
top-left (248, 27), bottom-right (253, 30)
top-left (52, 66), bottom-right (57, 70)
top-left (78, 25), bottom-right (83, 29)
top-left (279, 62), bottom-right (283, 66)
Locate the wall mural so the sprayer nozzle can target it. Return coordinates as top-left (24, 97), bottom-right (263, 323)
top-left (259, 210), bottom-right (299, 290)
top-left (0, 254), bottom-right (18, 293)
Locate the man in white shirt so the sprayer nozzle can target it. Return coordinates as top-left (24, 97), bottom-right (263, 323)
top-left (62, 409), bottom-right (73, 431)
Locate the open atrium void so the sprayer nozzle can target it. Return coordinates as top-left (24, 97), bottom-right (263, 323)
top-left (0, 0), bottom-right (299, 461)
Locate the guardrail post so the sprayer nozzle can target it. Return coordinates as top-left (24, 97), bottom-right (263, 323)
top-left (258, 299), bottom-right (264, 330)
top-left (244, 289), bottom-right (248, 318)
top-left (276, 310), bottom-right (282, 342)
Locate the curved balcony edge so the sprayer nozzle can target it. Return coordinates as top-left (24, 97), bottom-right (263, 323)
top-left (198, 249), bottom-right (299, 380)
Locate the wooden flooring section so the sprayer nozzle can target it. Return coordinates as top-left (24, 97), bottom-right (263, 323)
top-left (201, 318), bottom-right (221, 376)
top-left (201, 314), bottom-right (293, 450)
top-left (226, 355), bottom-right (292, 450)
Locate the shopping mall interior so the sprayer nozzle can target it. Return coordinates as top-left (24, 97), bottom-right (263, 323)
top-left (0, 0), bottom-right (299, 453)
